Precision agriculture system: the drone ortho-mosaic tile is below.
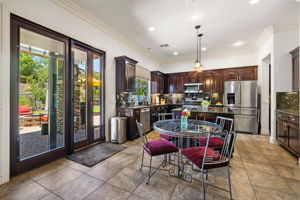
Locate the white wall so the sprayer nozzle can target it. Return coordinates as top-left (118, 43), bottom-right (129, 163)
top-left (161, 53), bottom-right (258, 73)
top-left (0, 3), bottom-right (3, 184)
top-left (257, 32), bottom-right (274, 136)
top-left (273, 29), bottom-right (298, 92)
top-left (257, 26), bottom-right (299, 143)
top-left (0, 0), bottom-right (162, 184)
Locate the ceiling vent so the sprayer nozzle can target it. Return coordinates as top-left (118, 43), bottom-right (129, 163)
top-left (160, 44), bottom-right (169, 48)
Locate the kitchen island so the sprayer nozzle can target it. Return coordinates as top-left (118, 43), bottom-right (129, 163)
top-left (171, 106), bottom-right (234, 122)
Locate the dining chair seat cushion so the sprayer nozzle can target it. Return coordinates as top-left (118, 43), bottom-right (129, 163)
top-left (182, 146), bottom-right (229, 169)
top-left (160, 134), bottom-right (174, 141)
top-left (195, 137), bottom-right (224, 147)
top-left (144, 139), bottom-right (178, 156)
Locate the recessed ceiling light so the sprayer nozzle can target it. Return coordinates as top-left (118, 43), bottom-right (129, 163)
top-left (249, 0), bottom-right (260, 5)
top-left (148, 26), bottom-right (155, 31)
top-left (233, 41), bottom-right (244, 47)
top-left (202, 47), bottom-right (207, 51)
top-left (192, 15), bottom-right (199, 20)
top-left (173, 52), bottom-right (178, 56)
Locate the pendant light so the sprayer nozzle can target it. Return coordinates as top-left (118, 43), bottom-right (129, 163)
top-left (195, 25), bottom-right (203, 72)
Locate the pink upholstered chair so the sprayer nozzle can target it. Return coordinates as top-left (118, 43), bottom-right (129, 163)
top-left (195, 116), bottom-right (234, 150)
top-left (136, 120), bottom-right (179, 184)
top-left (182, 130), bottom-right (237, 200)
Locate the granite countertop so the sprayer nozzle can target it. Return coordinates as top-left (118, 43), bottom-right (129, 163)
top-left (172, 106), bottom-right (234, 114)
top-left (122, 103), bottom-right (185, 109)
top-left (276, 109), bottom-right (300, 116)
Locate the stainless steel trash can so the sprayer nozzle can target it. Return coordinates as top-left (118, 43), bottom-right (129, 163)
top-left (111, 117), bottom-right (127, 144)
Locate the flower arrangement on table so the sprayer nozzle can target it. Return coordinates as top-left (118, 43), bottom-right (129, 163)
top-left (181, 109), bottom-right (191, 118)
top-left (181, 109), bottom-right (190, 130)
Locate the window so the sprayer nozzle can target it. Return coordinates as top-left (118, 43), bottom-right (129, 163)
top-left (132, 78), bottom-right (150, 104)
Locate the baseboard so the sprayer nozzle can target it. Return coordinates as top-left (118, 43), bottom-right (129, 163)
top-left (269, 137), bottom-right (277, 144)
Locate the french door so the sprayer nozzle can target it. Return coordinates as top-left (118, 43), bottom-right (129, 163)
top-left (71, 41), bottom-right (105, 151)
top-left (10, 15), bottom-right (105, 175)
top-left (10, 15), bottom-right (70, 175)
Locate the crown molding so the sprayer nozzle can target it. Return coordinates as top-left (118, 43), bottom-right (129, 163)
top-left (255, 26), bottom-right (274, 50)
top-left (50, 0), bottom-right (161, 63)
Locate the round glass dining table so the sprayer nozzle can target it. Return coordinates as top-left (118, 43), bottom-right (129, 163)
top-left (153, 119), bottom-right (223, 181)
top-left (153, 119), bottom-right (222, 139)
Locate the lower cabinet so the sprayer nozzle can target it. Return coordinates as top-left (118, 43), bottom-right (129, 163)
top-left (288, 122), bottom-right (300, 155)
top-left (276, 111), bottom-right (300, 157)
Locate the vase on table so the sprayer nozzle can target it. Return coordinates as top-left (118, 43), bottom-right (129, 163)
top-left (181, 116), bottom-right (188, 131)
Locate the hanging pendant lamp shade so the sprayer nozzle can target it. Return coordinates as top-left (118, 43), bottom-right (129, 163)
top-left (195, 25), bottom-right (203, 72)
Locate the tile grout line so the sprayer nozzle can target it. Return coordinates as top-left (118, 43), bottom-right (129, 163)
top-left (238, 145), bottom-right (258, 200)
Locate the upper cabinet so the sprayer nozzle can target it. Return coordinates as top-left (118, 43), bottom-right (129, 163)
top-left (223, 66), bottom-right (257, 81)
top-left (169, 73), bottom-right (185, 93)
top-left (290, 47), bottom-right (299, 92)
top-left (162, 66), bottom-right (258, 94)
top-left (151, 71), bottom-right (165, 94)
top-left (115, 56), bottom-right (138, 93)
top-left (185, 71), bottom-right (203, 83)
top-left (203, 71), bottom-right (223, 93)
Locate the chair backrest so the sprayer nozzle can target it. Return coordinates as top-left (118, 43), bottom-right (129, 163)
top-left (158, 113), bottom-right (173, 121)
top-left (136, 120), bottom-right (149, 145)
top-left (202, 131), bottom-right (237, 169)
top-left (215, 116), bottom-right (234, 133)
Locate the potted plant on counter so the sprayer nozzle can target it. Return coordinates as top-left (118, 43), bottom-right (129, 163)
top-left (201, 100), bottom-right (210, 110)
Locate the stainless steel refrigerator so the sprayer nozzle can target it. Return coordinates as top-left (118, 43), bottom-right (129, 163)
top-left (224, 81), bottom-right (259, 134)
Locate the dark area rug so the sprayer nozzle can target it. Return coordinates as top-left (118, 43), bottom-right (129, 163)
top-left (67, 142), bottom-right (127, 167)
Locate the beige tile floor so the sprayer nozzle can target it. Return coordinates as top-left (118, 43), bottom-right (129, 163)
top-left (1, 132), bottom-right (300, 200)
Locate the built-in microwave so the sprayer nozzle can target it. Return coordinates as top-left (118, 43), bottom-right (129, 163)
top-left (184, 83), bottom-right (203, 93)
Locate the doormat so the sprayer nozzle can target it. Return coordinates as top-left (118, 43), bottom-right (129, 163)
top-left (67, 142), bottom-right (127, 167)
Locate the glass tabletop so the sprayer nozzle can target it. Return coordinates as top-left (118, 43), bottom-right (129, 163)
top-left (153, 119), bottom-right (222, 138)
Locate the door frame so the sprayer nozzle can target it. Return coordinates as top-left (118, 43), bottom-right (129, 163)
top-left (10, 14), bottom-right (71, 175)
top-left (10, 14), bottom-right (106, 175)
top-left (70, 40), bottom-right (106, 152)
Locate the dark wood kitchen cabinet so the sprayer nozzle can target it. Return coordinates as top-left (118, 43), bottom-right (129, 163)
top-left (223, 66), bottom-right (257, 81)
top-left (169, 73), bottom-right (185, 93)
top-left (164, 66), bottom-right (257, 94)
top-left (151, 71), bottom-right (165, 94)
top-left (115, 56), bottom-right (138, 93)
top-left (203, 71), bottom-right (223, 93)
top-left (185, 71), bottom-right (203, 83)
top-left (203, 72), bottom-right (214, 93)
top-left (290, 47), bottom-right (299, 92)
top-left (276, 111), bottom-right (300, 157)
top-left (213, 71), bottom-right (223, 93)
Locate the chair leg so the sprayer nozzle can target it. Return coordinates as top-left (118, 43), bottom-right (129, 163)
top-left (227, 166), bottom-right (233, 200)
top-left (201, 169), bottom-right (206, 200)
top-left (140, 149), bottom-right (144, 171)
top-left (177, 152), bottom-right (180, 177)
top-left (147, 156), bottom-right (152, 184)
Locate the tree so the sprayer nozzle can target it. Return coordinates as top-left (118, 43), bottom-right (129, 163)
top-left (20, 52), bottom-right (49, 110)
top-left (20, 52), bottom-right (48, 83)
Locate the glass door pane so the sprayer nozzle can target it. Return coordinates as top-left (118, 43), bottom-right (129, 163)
top-left (92, 54), bottom-right (102, 140)
top-left (73, 48), bottom-right (88, 142)
top-left (19, 28), bottom-right (65, 160)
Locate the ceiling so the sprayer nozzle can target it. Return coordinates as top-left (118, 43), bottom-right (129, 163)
top-left (72, 0), bottom-right (299, 60)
